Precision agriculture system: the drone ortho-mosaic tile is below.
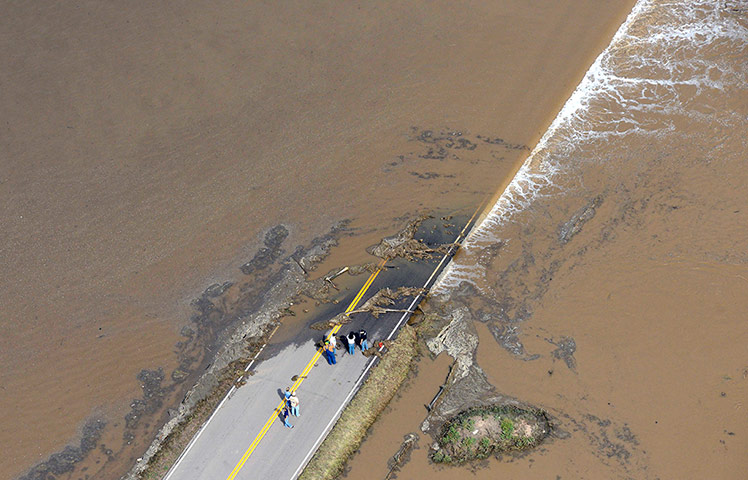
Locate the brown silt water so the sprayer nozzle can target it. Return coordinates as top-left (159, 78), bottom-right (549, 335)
top-left (0, 1), bottom-right (638, 479)
top-left (348, 1), bottom-right (748, 479)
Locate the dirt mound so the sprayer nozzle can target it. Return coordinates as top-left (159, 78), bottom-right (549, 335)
top-left (431, 405), bottom-right (550, 464)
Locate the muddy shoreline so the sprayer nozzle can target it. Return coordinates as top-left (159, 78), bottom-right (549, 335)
top-left (127, 222), bottom-right (361, 479)
top-left (15, 127), bottom-right (513, 479)
top-left (22, 221), bottom-right (360, 480)
top-left (128, 213), bottom-right (464, 479)
top-left (417, 293), bottom-right (558, 448)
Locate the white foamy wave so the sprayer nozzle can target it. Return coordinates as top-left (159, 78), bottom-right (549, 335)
top-left (433, 2), bottom-right (648, 295)
top-left (433, 0), bottom-right (747, 296)
top-left (464, 163), bottom-right (558, 247)
top-left (431, 263), bottom-right (482, 294)
top-left (432, 158), bottom-right (562, 294)
top-left (600, 0), bottom-right (748, 127)
top-left (546, 0), bottom-right (748, 146)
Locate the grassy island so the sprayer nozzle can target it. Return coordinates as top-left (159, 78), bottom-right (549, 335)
top-left (431, 405), bottom-right (550, 464)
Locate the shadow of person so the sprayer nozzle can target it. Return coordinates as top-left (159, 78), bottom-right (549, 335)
top-left (277, 388), bottom-right (286, 401)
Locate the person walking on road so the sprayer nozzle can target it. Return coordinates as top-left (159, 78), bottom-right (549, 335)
top-left (281, 406), bottom-right (294, 428)
top-left (289, 393), bottom-right (300, 417)
top-left (284, 387), bottom-right (293, 411)
top-left (346, 331), bottom-right (357, 355)
top-left (358, 328), bottom-right (368, 352)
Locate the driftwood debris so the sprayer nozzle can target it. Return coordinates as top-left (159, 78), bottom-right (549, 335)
top-left (309, 312), bottom-right (350, 331)
top-left (325, 266), bottom-right (349, 281)
top-left (367, 215), bottom-right (456, 261)
top-left (346, 287), bottom-right (426, 318)
top-left (308, 286), bottom-right (425, 330)
top-left (384, 433), bottom-right (419, 480)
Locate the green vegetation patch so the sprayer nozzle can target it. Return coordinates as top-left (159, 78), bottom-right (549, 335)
top-left (431, 404), bottom-right (549, 464)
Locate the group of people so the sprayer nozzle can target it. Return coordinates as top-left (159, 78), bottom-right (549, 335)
top-left (281, 387), bottom-right (301, 428)
top-left (281, 328), bottom-right (371, 429)
top-left (322, 328), bottom-right (368, 365)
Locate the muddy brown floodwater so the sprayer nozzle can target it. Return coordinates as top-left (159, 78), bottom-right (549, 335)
top-left (347, 1), bottom-right (748, 479)
top-left (0, 1), bottom-right (639, 479)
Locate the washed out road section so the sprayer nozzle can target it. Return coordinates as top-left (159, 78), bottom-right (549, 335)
top-left (163, 218), bottom-right (469, 479)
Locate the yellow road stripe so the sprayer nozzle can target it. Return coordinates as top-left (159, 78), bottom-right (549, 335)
top-left (226, 259), bottom-right (386, 480)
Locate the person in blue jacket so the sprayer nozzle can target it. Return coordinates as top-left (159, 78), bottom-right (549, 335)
top-left (281, 406), bottom-right (294, 428)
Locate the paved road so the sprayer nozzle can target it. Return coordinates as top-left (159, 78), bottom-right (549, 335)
top-left (163, 216), bottom-right (473, 480)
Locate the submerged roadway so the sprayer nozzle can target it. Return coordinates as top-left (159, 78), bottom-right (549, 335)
top-left (162, 214), bottom-right (476, 480)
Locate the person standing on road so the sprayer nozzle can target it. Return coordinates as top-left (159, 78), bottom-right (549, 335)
top-left (281, 406), bottom-right (294, 428)
top-left (289, 393), bottom-right (300, 417)
top-left (346, 331), bottom-right (357, 355)
top-left (328, 341), bottom-right (337, 364)
top-left (358, 328), bottom-right (368, 352)
top-left (324, 340), bottom-right (336, 365)
top-left (323, 341), bottom-right (331, 364)
top-left (326, 331), bottom-right (337, 350)
top-left (284, 387), bottom-right (292, 403)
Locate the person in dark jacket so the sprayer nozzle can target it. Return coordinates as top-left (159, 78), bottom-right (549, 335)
top-left (358, 329), bottom-right (368, 351)
top-left (281, 406), bottom-right (294, 428)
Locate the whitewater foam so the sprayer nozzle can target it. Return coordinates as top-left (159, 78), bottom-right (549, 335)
top-left (432, 0), bottom-right (748, 296)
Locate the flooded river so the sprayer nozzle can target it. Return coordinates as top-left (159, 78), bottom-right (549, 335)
top-left (1, 1), bottom-right (636, 478)
top-left (348, 1), bottom-right (748, 479)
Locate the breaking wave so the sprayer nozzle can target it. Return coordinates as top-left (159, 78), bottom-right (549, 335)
top-left (433, 0), bottom-right (748, 295)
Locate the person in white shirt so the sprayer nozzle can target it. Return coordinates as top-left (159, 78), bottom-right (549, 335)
top-left (346, 331), bottom-right (357, 355)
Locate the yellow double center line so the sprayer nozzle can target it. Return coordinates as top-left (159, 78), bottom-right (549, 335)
top-left (226, 259), bottom-right (386, 480)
